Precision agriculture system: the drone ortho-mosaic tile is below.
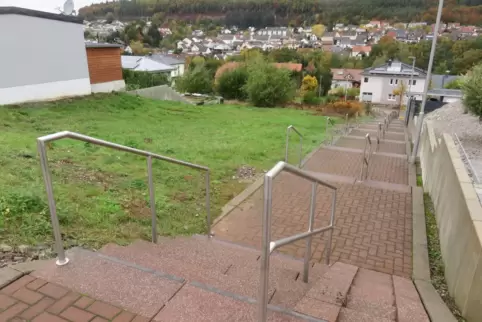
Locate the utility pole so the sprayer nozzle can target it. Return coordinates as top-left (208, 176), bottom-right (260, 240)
top-left (411, 0), bottom-right (444, 163)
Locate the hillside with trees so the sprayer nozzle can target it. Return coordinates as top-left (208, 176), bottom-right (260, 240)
top-left (79, 0), bottom-right (482, 26)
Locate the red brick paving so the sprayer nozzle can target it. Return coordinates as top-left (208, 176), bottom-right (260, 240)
top-left (214, 172), bottom-right (412, 277)
top-left (214, 121), bottom-right (412, 277)
top-left (0, 277), bottom-right (147, 322)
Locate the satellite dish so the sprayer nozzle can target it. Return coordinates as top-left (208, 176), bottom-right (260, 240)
top-left (62, 0), bottom-right (75, 15)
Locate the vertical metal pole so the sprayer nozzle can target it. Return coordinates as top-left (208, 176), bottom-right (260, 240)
top-left (37, 140), bottom-right (69, 266)
top-left (324, 189), bottom-right (337, 265)
top-left (285, 127), bottom-right (290, 163)
top-left (303, 182), bottom-right (317, 283)
top-left (147, 156), bottom-right (157, 243)
top-left (259, 175), bottom-right (273, 322)
top-left (206, 171), bottom-right (212, 237)
top-left (298, 136), bottom-right (303, 168)
top-left (412, 0), bottom-right (444, 163)
top-left (406, 57), bottom-right (416, 123)
top-left (345, 114), bottom-right (348, 134)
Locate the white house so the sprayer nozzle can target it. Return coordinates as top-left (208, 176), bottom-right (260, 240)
top-left (331, 69), bottom-right (363, 89)
top-left (0, 7), bottom-right (92, 105)
top-left (150, 54), bottom-right (185, 78)
top-left (121, 56), bottom-right (174, 76)
top-left (360, 60), bottom-right (426, 105)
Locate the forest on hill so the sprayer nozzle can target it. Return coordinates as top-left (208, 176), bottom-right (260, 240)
top-left (79, 0), bottom-right (482, 27)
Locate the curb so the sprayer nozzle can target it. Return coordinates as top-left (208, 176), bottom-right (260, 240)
top-left (411, 184), bottom-right (458, 321)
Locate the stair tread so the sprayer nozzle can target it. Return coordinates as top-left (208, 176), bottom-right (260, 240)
top-left (304, 262), bottom-right (358, 306)
top-left (337, 308), bottom-right (395, 322)
top-left (153, 284), bottom-right (304, 322)
top-left (293, 297), bottom-right (341, 322)
top-left (31, 247), bottom-right (183, 319)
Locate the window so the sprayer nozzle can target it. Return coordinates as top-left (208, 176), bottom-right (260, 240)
top-left (364, 77), bottom-right (369, 83)
top-left (390, 79), bottom-right (394, 85)
top-left (388, 94), bottom-right (396, 100)
top-left (395, 79), bottom-right (399, 85)
top-left (412, 80), bottom-right (417, 85)
top-left (390, 79), bottom-right (398, 86)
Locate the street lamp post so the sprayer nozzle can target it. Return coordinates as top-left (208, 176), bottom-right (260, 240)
top-left (411, 0), bottom-right (445, 163)
top-left (405, 56), bottom-right (416, 123)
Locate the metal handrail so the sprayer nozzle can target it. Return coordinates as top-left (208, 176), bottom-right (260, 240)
top-left (326, 117), bottom-right (335, 145)
top-left (259, 161), bottom-right (337, 321)
top-left (285, 125), bottom-right (303, 167)
top-left (376, 122), bottom-right (382, 151)
top-left (359, 134), bottom-right (373, 181)
top-left (37, 131), bottom-right (211, 266)
top-left (345, 113), bottom-right (349, 134)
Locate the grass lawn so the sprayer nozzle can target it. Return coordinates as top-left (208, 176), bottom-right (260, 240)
top-left (0, 93), bottom-right (338, 248)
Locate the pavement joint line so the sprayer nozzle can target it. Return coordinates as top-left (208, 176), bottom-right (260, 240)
top-left (189, 281), bottom-right (328, 322)
top-left (89, 249), bottom-right (186, 283)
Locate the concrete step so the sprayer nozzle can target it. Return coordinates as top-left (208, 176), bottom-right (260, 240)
top-left (350, 129), bottom-right (405, 142)
top-left (99, 238), bottom-right (313, 302)
top-left (345, 268), bottom-right (396, 320)
top-left (30, 247), bottom-right (184, 319)
top-left (335, 137), bottom-right (406, 155)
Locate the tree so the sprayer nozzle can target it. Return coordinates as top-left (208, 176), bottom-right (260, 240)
top-left (105, 12), bottom-right (115, 23)
top-left (392, 81), bottom-right (408, 109)
top-left (462, 63), bottom-right (482, 118)
top-left (175, 64), bottom-right (213, 94)
top-left (129, 41), bottom-right (146, 55)
top-left (244, 60), bottom-right (295, 107)
top-left (216, 67), bottom-right (248, 100)
top-left (312, 24), bottom-right (326, 38)
top-left (444, 78), bottom-right (463, 89)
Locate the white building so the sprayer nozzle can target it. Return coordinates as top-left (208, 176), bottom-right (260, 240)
top-left (0, 7), bottom-right (92, 105)
top-left (360, 60), bottom-right (426, 105)
top-left (150, 54), bottom-right (185, 78)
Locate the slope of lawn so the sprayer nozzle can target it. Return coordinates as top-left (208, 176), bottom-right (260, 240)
top-left (0, 93), bottom-right (337, 248)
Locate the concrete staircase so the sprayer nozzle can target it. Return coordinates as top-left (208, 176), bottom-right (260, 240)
top-left (30, 235), bottom-right (427, 321)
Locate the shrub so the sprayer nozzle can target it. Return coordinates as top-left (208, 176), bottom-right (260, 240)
top-left (444, 78), bottom-right (463, 89)
top-left (301, 75), bottom-right (318, 94)
top-left (123, 69), bottom-right (169, 90)
top-left (302, 91), bottom-right (322, 105)
top-left (244, 61), bottom-right (295, 107)
top-left (216, 67), bottom-right (248, 100)
top-left (462, 64), bottom-right (482, 118)
top-left (325, 101), bottom-right (363, 116)
top-left (175, 64), bottom-right (213, 94)
top-left (364, 102), bottom-right (373, 115)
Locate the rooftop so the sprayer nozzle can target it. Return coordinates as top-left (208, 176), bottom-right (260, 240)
top-left (362, 60), bottom-right (427, 77)
top-left (0, 6), bottom-right (83, 24)
top-left (121, 56), bottom-right (174, 72)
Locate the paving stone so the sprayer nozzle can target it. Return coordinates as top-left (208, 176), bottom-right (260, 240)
top-left (112, 311), bottom-right (136, 322)
top-left (38, 283), bottom-right (69, 299)
top-left (32, 311), bottom-right (68, 322)
top-left (337, 307), bottom-right (394, 322)
top-left (0, 293), bottom-right (17, 310)
top-left (12, 287), bottom-right (43, 305)
top-left (1, 275), bottom-right (34, 295)
top-left (20, 297), bottom-right (55, 320)
top-left (26, 279), bottom-right (48, 291)
top-left (47, 291), bottom-right (81, 314)
top-left (294, 297), bottom-right (340, 321)
top-left (73, 296), bottom-right (94, 309)
top-left (87, 300), bottom-right (122, 319)
top-left (60, 306), bottom-right (95, 322)
top-left (0, 302), bottom-right (29, 321)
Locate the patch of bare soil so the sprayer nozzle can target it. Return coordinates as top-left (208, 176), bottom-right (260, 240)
top-left (121, 197), bottom-right (151, 219)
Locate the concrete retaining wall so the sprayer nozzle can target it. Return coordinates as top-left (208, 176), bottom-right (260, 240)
top-left (420, 121), bottom-right (482, 322)
top-left (127, 85), bottom-right (193, 105)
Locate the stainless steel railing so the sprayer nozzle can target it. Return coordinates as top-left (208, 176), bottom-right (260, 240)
top-left (258, 161), bottom-right (337, 321)
top-left (37, 131), bottom-right (211, 266)
top-left (359, 134), bottom-right (373, 181)
top-left (284, 125), bottom-right (303, 167)
top-left (376, 122), bottom-right (382, 151)
top-left (326, 117), bottom-right (335, 145)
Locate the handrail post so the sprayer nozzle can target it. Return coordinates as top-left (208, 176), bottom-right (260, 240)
top-left (259, 175), bottom-right (273, 322)
top-left (147, 156), bottom-right (158, 243)
top-left (303, 182), bottom-right (317, 283)
top-left (284, 127), bottom-right (291, 163)
top-left (345, 113), bottom-right (349, 134)
top-left (206, 171), bottom-right (213, 237)
top-left (325, 189), bottom-right (337, 265)
top-left (37, 140), bottom-right (69, 266)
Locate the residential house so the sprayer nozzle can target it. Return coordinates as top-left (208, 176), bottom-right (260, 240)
top-left (351, 45), bottom-right (372, 58)
top-left (359, 59), bottom-right (427, 105)
top-left (150, 54), bottom-right (185, 78)
top-left (192, 30), bottom-right (204, 37)
top-left (256, 27), bottom-right (291, 38)
top-left (367, 20), bottom-right (382, 28)
top-left (340, 30), bottom-right (358, 40)
top-left (0, 7), bottom-right (92, 105)
top-left (334, 23), bottom-right (345, 31)
top-left (331, 69), bottom-right (363, 89)
top-left (121, 56), bottom-right (174, 76)
top-left (351, 34), bottom-right (367, 46)
top-left (334, 37), bottom-right (352, 48)
top-left (321, 32), bottom-right (336, 45)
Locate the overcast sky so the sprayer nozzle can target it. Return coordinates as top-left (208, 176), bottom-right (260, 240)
top-left (0, 0), bottom-right (103, 13)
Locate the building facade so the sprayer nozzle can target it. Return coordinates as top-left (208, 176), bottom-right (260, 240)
top-left (0, 7), bottom-right (91, 105)
top-left (360, 60), bottom-right (426, 105)
top-left (85, 43), bottom-right (126, 93)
